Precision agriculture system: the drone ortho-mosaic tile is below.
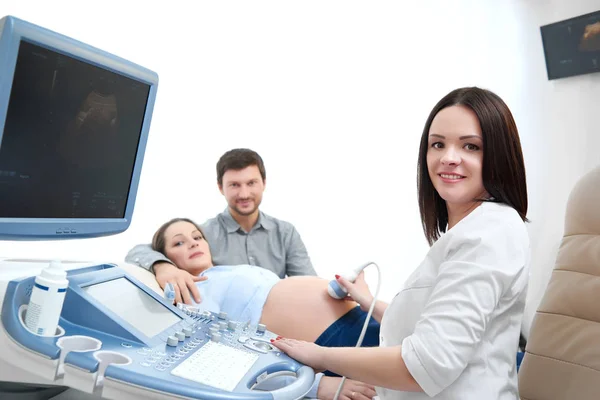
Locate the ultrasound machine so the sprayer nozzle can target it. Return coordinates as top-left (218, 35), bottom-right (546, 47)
top-left (0, 16), bottom-right (314, 400)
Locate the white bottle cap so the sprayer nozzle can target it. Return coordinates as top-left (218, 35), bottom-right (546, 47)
top-left (40, 260), bottom-right (67, 281)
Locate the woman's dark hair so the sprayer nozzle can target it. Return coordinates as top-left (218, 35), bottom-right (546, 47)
top-left (417, 87), bottom-right (528, 245)
top-left (151, 217), bottom-right (206, 255)
top-left (217, 148), bottom-right (266, 186)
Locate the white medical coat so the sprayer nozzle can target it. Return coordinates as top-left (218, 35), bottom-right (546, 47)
top-left (377, 202), bottom-right (529, 399)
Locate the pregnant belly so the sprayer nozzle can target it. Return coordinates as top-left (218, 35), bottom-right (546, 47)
top-left (260, 276), bottom-right (357, 342)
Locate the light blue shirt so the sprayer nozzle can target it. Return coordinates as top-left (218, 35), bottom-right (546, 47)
top-left (190, 264), bottom-right (280, 325)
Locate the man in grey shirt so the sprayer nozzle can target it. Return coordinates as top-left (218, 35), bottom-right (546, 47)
top-left (126, 148), bottom-right (316, 304)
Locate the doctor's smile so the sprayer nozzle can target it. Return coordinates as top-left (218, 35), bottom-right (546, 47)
top-left (437, 173), bottom-right (466, 183)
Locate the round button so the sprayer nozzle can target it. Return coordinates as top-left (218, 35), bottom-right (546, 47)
top-left (167, 336), bottom-right (179, 347)
top-left (257, 324), bottom-right (266, 333)
top-left (254, 341), bottom-right (273, 351)
top-left (121, 342), bottom-right (132, 348)
top-left (219, 321), bottom-right (228, 330)
top-left (228, 321), bottom-right (237, 330)
top-left (175, 332), bottom-right (185, 341)
top-left (218, 311), bottom-right (227, 319)
top-left (182, 327), bottom-right (193, 337)
top-left (211, 333), bottom-right (222, 342)
top-left (237, 336), bottom-right (249, 344)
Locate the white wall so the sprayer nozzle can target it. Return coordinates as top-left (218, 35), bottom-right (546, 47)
top-left (0, 1), bottom-right (598, 331)
top-left (511, 0), bottom-right (600, 336)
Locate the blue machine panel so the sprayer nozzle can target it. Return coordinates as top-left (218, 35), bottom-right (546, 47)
top-left (1, 265), bottom-right (314, 399)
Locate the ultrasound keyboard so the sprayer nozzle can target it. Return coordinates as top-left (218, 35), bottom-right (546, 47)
top-left (171, 341), bottom-right (259, 391)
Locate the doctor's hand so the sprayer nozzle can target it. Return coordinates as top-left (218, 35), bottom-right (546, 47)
top-left (335, 272), bottom-right (374, 313)
top-left (153, 262), bottom-right (206, 305)
top-left (270, 338), bottom-right (327, 372)
top-left (318, 376), bottom-right (377, 400)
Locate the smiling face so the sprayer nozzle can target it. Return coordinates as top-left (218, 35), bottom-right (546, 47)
top-left (219, 165), bottom-right (265, 219)
top-left (426, 105), bottom-right (487, 211)
top-left (162, 221), bottom-right (213, 275)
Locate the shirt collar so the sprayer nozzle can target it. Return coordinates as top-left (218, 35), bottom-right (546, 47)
top-left (221, 208), bottom-right (275, 233)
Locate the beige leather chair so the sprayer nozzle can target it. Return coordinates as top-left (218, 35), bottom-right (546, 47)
top-left (519, 165), bottom-right (600, 400)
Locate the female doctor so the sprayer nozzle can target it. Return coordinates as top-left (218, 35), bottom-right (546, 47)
top-left (272, 86), bottom-right (529, 399)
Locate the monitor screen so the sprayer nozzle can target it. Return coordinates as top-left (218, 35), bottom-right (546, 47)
top-left (83, 277), bottom-right (182, 338)
top-left (0, 16), bottom-right (158, 239)
top-left (541, 10), bottom-right (600, 80)
top-left (0, 40), bottom-right (149, 219)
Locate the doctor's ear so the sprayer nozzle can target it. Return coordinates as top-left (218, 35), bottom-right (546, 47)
top-left (218, 182), bottom-right (224, 195)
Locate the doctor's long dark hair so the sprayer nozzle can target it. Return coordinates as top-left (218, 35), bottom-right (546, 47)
top-left (417, 87), bottom-right (528, 246)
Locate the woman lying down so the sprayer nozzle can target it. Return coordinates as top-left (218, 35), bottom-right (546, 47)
top-left (151, 218), bottom-right (380, 400)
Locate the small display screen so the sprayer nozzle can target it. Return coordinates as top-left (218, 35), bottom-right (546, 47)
top-left (541, 11), bottom-right (600, 80)
top-left (83, 278), bottom-right (181, 338)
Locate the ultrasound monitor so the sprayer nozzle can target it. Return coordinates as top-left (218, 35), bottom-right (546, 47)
top-left (0, 16), bottom-right (158, 239)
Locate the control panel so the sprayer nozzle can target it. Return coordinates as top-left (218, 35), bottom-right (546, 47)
top-left (0, 263), bottom-right (314, 400)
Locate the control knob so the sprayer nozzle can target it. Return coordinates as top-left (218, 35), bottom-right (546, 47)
top-left (167, 336), bottom-right (179, 347)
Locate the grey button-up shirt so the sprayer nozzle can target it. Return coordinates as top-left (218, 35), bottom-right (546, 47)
top-left (125, 209), bottom-right (316, 278)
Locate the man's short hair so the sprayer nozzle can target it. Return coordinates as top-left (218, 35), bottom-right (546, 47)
top-left (217, 148), bottom-right (266, 186)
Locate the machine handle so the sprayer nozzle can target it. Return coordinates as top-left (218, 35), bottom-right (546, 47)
top-left (268, 366), bottom-right (315, 400)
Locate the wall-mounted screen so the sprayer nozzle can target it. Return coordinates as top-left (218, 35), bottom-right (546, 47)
top-left (541, 10), bottom-right (600, 80)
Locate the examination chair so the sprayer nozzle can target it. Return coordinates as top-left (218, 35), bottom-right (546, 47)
top-left (518, 165), bottom-right (600, 400)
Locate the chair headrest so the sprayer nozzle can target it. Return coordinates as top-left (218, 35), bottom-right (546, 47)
top-left (564, 165), bottom-right (600, 236)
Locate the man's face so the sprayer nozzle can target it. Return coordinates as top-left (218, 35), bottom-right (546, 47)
top-left (219, 165), bottom-right (265, 217)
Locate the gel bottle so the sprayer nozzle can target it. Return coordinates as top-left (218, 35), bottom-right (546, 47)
top-left (25, 260), bottom-right (68, 336)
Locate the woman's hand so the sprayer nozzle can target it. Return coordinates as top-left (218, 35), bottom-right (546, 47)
top-left (153, 262), bottom-right (207, 304)
top-left (270, 338), bottom-right (328, 371)
top-left (318, 376), bottom-right (377, 400)
top-left (336, 272), bottom-right (374, 313)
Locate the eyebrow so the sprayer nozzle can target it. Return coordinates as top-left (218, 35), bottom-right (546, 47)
top-left (229, 178), bottom-right (259, 184)
top-left (429, 134), bottom-right (482, 140)
top-left (169, 230), bottom-right (201, 240)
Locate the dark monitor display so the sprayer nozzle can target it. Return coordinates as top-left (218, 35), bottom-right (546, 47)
top-left (541, 10), bottom-right (600, 80)
top-left (83, 278), bottom-right (182, 338)
top-left (0, 16), bottom-right (158, 239)
top-left (0, 40), bottom-right (148, 219)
